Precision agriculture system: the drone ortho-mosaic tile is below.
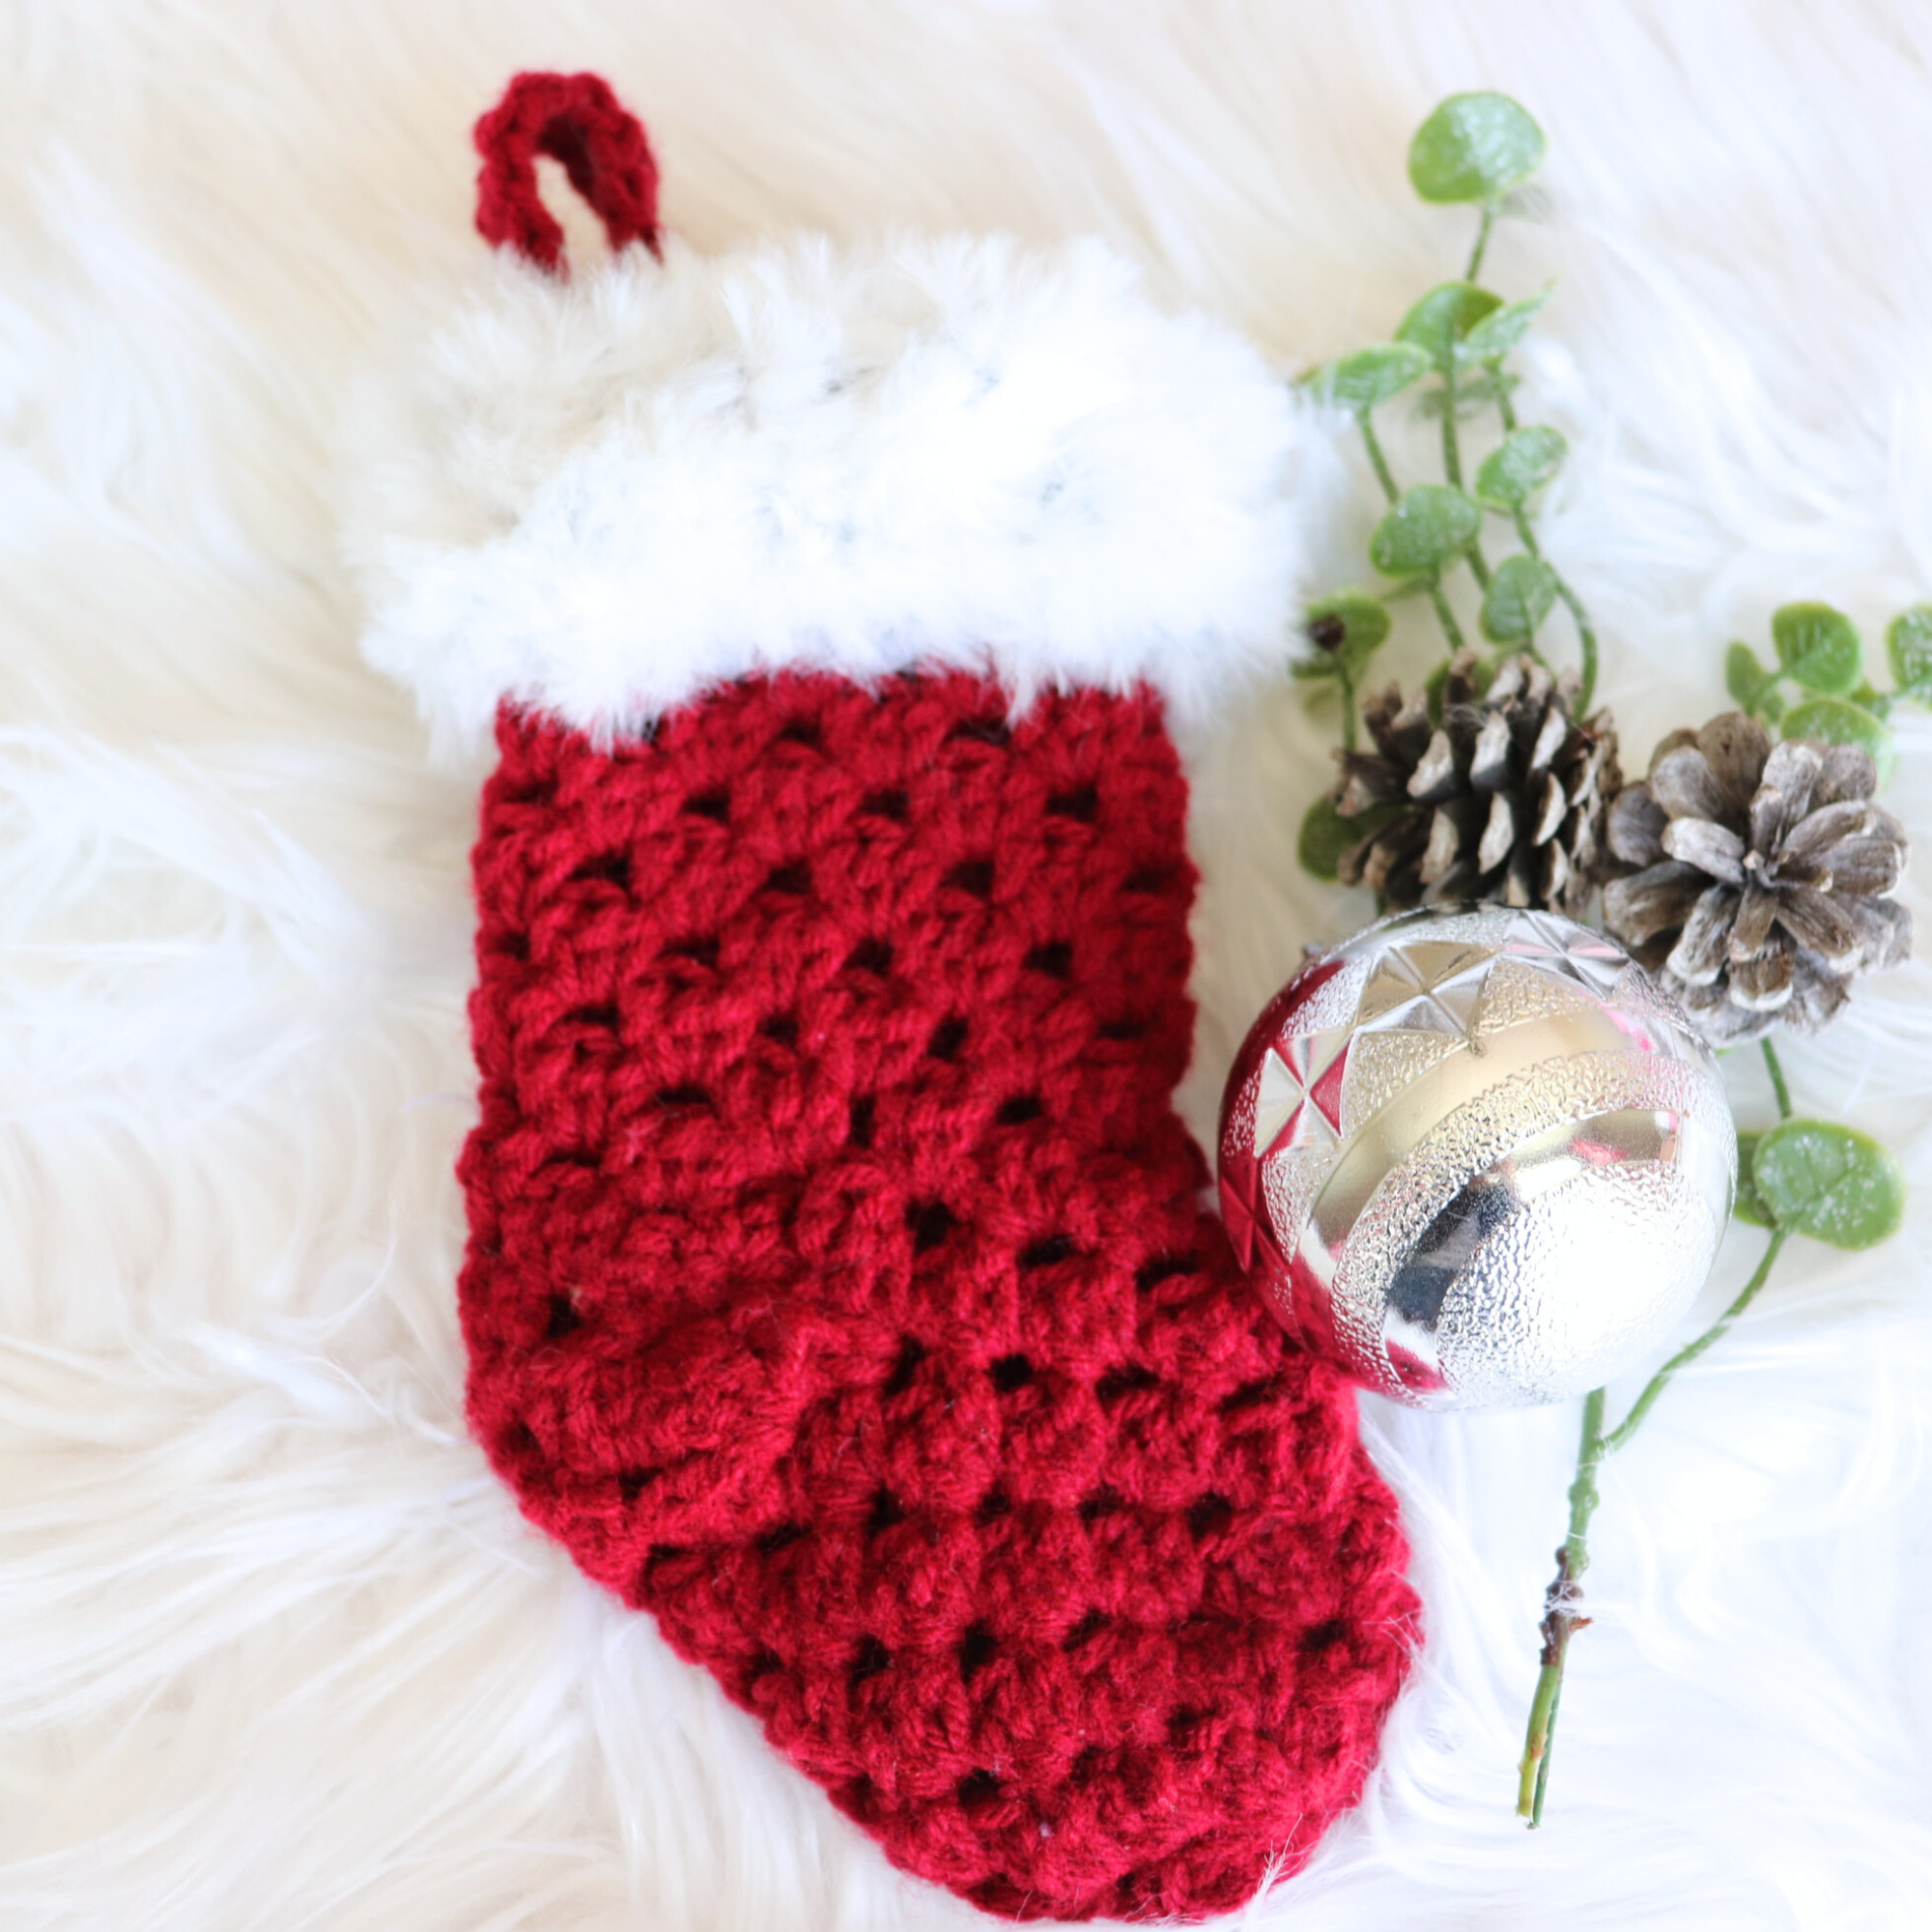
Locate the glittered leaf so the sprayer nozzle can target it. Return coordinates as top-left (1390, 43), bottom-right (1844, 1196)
top-left (1772, 603), bottom-right (1862, 696)
top-left (1732, 1131), bottom-right (1776, 1230)
top-left (1309, 343), bottom-right (1435, 414)
top-left (1781, 696), bottom-right (1894, 784)
top-left (1370, 485), bottom-right (1483, 577)
top-left (1304, 592), bottom-right (1394, 680)
top-left (1395, 282), bottom-right (1503, 373)
top-left (1462, 289), bottom-right (1552, 363)
top-left (1751, 1120), bottom-right (1904, 1250)
top-left (1887, 606), bottom-right (1932, 696)
top-left (1407, 93), bottom-right (1548, 205)
top-left (1475, 427), bottom-right (1567, 510)
top-left (1480, 554), bottom-right (1560, 642)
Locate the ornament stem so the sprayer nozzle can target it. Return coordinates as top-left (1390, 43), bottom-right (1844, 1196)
top-left (1517, 1386), bottom-right (1605, 1823)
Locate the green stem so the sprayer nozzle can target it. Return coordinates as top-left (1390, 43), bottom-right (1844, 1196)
top-left (1359, 414), bottom-right (1400, 503)
top-left (1440, 367), bottom-right (1492, 592)
top-left (1428, 578), bottom-right (1469, 656)
top-left (1520, 1223), bottom-right (1791, 1821)
top-left (1493, 364), bottom-right (1519, 433)
top-left (1339, 664), bottom-right (1358, 753)
top-left (1762, 1037), bottom-right (1793, 1121)
top-left (1517, 1388), bottom-right (1606, 1822)
top-left (1466, 201), bottom-right (1497, 282)
top-left (1514, 507), bottom-right (1600, 711)
top-left (1598, 1230), bottom-right (1788, 1458)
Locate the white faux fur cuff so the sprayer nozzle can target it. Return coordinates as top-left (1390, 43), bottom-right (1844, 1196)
top-left (346, 232), bottom-right (1314, 748)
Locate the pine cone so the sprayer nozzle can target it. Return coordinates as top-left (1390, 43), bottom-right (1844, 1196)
top-left (1332, 652), bottom-right (1620, 914)
top-left (1601, 713), bottom-right (1911, 1044)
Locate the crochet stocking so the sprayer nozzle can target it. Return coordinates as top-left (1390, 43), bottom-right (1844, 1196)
top-left (352, 72), bottom-right (1417, 1923)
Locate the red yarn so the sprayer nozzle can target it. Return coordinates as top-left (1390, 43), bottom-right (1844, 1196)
top-left (459, 669), bottom-right (1417, 1920)
top-left (473, 71), bottom-right (662, 272)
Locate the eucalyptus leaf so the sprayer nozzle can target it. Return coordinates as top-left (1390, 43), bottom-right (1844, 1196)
top-left (1475, 426), bottom-right (1567, 510)
top-left (1751, 1119), bottom-right (1905, 1250)
top-left (1310, 343), bottom-right (1434, 414)
top-left (1461, 289), bottom-right (1553, 362)
top-left (1396, 282), bottom-right (1503, 372)
top-left (1370, 485), bottom-right (1483, 577)
top-left (1772, 603), bottom-right (1862, 696)
top-left (1298, 796), bottom-right (1401, 882)
top-left (1732, 1131), bottom-right (1776, 1231)
top-left (1480, 555), bottom-right (1560, 642)
top-left (1781, 695), bottom-right (1894, 783)
top-left (1304, 592), bottom-right (1394, 679)
top-left (1725, 640), bottom-right (1774, 710)
top-left (1407, 93), bottom-right (1548, 205)
top-left (1887, 606), bottom-right (1932, 696)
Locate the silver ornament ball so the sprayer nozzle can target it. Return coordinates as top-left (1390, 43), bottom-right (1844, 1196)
top-left (1217, 905), bottom-right (1736, 1411)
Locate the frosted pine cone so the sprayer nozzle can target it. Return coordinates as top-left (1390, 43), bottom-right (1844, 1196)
top-left (1601, 713), bottom-right (1911, 1044)
top-left (1332, 652), bottom-right (1619, 914)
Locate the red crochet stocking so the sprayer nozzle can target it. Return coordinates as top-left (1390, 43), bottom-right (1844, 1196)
top-left (359, 71), bottom-right (1418, 1925)
top-left (462, 671), bottom-right (1413, 1918)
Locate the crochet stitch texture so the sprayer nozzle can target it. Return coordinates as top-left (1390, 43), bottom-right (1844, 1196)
top-left (461, 668), bottom-right (1417, 1919)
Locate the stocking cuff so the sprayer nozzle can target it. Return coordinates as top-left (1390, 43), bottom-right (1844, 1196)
top-left (346, 231), bottom-right (1321, 750)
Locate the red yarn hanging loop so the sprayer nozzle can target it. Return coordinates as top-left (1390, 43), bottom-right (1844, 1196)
top-left (473, 71), bottom-right (662, 274)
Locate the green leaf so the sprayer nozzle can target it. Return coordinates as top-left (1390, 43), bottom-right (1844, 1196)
top-left (1475, 426), bottom-right (1567, 510)
top-left (1395, 282), bottom-right (1503, 372)
top-left (1771, 602), bottom-right (1862, 696)
top-left (1424, 651), bottom-right (1492, 724)
top-left (1851, 680), bottom-right (1893, 718)
top-left (1308, 343), bottom-right (1434, 414)
top-left (1887, 606), bottom-right (1932, 696)
top-left (1407, 93), bottom-right (1548, 205)
top-left (1732, 1131), bottom-right (1777, 1231)
top-left (1461, 289), bottom-right (1552, 362)
top-left (1781, 695), bottom-right (1894, 784)
top-left (1479, 554), bottom-right (1559, 643)
top-left (1751, 1120), bottom-right (1905, 1250)
top-left (1414, 367), bottom-right (1521, 419)
top-left (1303, 591), bottom-right (1393, 680)
top-left (1725, 639), bottom-right (1774, 710)
top-left (1298, 795), bottom-right (1401, 881)
top-left (1369, 485), bottom-right (1483, 577)
top-left (1757, 686), bottom-right (1787, 726)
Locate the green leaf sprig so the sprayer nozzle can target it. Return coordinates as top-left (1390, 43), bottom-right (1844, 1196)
top-left (1724, 600), bottom-right (1932, 782)
top-left (1297, 93), bottom-right (1599, 846)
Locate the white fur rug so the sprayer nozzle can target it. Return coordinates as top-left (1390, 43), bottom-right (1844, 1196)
top-left (6, 3), bottom-right (1932, 1926)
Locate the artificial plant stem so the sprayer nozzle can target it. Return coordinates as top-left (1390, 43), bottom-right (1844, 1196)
top-left (1440, 364), bottom-right (1496, 587)
top-left (1339, 665), bottom-right (1358, 753)
top-left (1359, 415), bottom-right (1400, 502)
top-left (1513, 508), bottom-right (1601, 711)
top-left (1493, 369), bottom-right (1519, 433)
top-left (1466, 201), bottom-right (1497, 282)
top-left (1762, 1037), bottom-right (1793, 1121)
top-left (1598, 1230), bottom-right (1788, 1458)
top-left (1428, 580), bottom-right (1469, 654)
top-left (1516, 1386), bottom-right (1607, 1822)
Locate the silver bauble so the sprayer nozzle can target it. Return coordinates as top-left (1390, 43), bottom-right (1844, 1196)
top-left (1217, 905), bottom-right (1735, 1411)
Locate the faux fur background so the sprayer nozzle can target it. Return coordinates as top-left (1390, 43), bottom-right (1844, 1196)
top-left (6, 3), bottom-right (1932, 1927)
